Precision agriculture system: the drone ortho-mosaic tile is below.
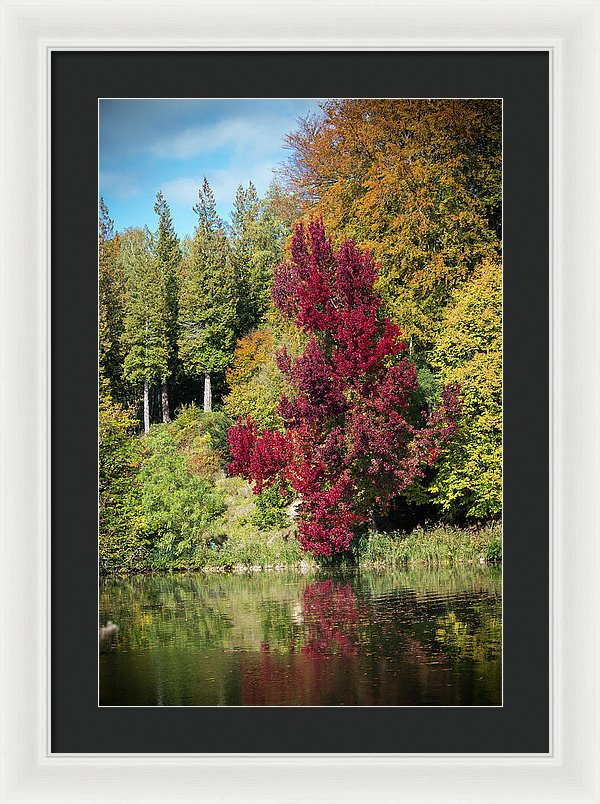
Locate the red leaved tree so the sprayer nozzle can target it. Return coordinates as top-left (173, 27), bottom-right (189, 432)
top-left (228, 220), bottom-right (460, 556)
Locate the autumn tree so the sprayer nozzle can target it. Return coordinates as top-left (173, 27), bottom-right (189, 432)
top-left (223, 327), bottom-right (291, 430)
top-left (228, 220), bottom-right (460, 556)
top-left (280, 99), bottom-right (501, 348)
top-left (153, 191), bottom-right (181, 422)
top-left (280, 99), bottom-right (502, 525)
top-left (429, 259), bottom-right (502, 519)
top-left (121, 227), bottom-right (170, 433)
top-left (178, 177), bottom-right (237, 411)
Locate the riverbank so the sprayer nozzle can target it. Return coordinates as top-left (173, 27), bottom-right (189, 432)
top-left (103, 523), bottom-right (501, 575)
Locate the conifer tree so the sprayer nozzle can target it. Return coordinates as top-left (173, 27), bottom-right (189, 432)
top-left (99, 198), bottom-right (126, 400)
top-left (153, 191), bottom-right (181, 422)
top-left (121, 227), bottom-right (170, 432)
top-left (230, 181), bottom-right (287, 334)
top-left (178, 177), bottom-right (237, 411)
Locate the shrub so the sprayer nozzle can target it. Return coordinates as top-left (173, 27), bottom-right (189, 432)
top-left (99, 397), bottom-right (148, 573)
top-left (251, 482), bottom-right (291, 530)
top-left (141, 427), bottom-right (225, 568)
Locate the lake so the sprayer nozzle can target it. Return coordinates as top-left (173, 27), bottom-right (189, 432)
top-left (99, 565), bottom-right (501, 706)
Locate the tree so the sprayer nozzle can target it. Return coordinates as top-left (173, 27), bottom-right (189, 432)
top-left (178, 177), bottom-right (237, 411)
top-left (229, 181), bottom-right (287, 334)
top-left (223, 327), bottom-right (291, 430)
top-left (99, 198), bottom-right (126, 400)
top-left (227, 220), bottom-right (460, 556)
top-left (153, 191), bottom-right (181, 422)
top-left (429, 259), bottom-right (502, 519)
top-left (121, 227), bottom-right (170, 433)
top-left (99, 396), bottom-right (147, 572)
top-left (280, 99), bottom-right (501, 349)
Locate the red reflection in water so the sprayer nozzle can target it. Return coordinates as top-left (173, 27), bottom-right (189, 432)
top-left (301, 579), bottom-right (360, 657)
top-left (240, 579), bottom-right (363, 705)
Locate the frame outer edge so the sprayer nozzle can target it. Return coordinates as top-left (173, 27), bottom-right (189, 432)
top-left (1, 0), bottom-right (599, 802)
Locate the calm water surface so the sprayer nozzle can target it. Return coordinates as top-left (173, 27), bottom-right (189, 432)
top-left (99, 566), bottom-right (501, 706)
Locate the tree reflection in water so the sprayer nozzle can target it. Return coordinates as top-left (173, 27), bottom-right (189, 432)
top-left (100, 567), bottom-right (501, 706)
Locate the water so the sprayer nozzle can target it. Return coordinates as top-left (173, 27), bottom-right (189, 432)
top-left (99, 566), bottom-right (501, 706)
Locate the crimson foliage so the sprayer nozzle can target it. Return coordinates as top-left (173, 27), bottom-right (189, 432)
top-left (228, 220), bottom-right (460, 556)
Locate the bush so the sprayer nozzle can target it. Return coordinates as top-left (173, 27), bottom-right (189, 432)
top-left (99, 397), bottom-right (148, 573)
top-left (169, 404), bottom-right (232, 472)
top-left (484, 532), bottom-right (502, 562)
top-left (251, 482), bottom-right (291, 530)
top-left (204, 529), bottom-right (305, 569)
top-left (141, 427), bottom-right (225, 569)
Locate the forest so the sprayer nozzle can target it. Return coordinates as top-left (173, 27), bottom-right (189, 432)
top-left (99, 98), bottom-right (502, 574)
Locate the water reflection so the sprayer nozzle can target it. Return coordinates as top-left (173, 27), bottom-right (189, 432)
top-left (100, 566), bottom-right (501, 706)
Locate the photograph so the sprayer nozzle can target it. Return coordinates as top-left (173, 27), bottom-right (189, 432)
top-left (98, 97), bottom-right (502, 707)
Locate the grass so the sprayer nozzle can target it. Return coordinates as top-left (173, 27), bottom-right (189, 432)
top-left (353, 522), bottom-right (502, 567)
top-left (146, 522), bottom-right (501, 574)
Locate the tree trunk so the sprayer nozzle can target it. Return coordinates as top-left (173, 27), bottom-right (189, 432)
top-left (161, 381), bottom-right (171, 423)
top-left (203, 373), bottom-right (212, 413)
top-left (143, 379), bottom-right (150, 433)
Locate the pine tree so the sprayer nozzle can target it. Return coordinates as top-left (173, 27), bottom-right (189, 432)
top-left (153, 191), bottom-right (181, 422)
top-left (120, 227), bottom-right (170, 432)
top-left (230, 181), bottom-right (287, 334)
top-left (178, 177), bottom-right (237, 411)
top-left (99, 198), bottom-right (126, 400)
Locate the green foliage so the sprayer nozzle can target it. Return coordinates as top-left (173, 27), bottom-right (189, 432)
top-left (223, 327), bottom-right (291, 429)
top-left (99, 397), bottom-right (147, 573)
top-left (153, 191), bottom-right (182, 412)
top-left (168, 404), bottom-right (232, 476)
top-left (230, 181), bottom-right (288, 334)
top-left (203, 530), bottom-right (304, 570)
top-left (429, 260), bottom-right (502, 519)
top-left (354, 523), bottom-right (501, 566)
top-left (120, 227), bottom-right (171, 388)
top-left (99, 199), bottom-right (126, 400)
top-left (484, 532), bottom-right (502, 563)
top-left (178, 178), bottom-right (237, 381)
top-left (251, 482), bottom-right (291, 530)
top-left (141, 426), bottom-right (225, 569)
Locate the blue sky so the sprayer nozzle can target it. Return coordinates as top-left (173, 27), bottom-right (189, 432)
top-left (99, 99), bottom-right (323, 238)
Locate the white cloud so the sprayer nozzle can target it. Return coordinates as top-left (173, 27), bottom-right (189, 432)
top-left (148, 113), bottom-right (293, 161)
top-left (160, 161), bottom-right (276, 216)
top-left (159, 176), bottom-right (200, 206)
top-left (100, 170), bottom-right (142, 200)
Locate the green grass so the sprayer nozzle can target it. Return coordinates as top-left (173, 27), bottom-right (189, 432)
top-left (353, 523), bottom-right (502, 567)
top-left (149, 523), bottom-right (501, 573)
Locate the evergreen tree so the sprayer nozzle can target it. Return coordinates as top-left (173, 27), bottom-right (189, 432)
top-left (178, 177), bottom-right (237, 411)
top-left (121, 227), bottom-right (170, 432)
top-left (153, 191), bottom-right (181, 422)
top-left (230, 181), bottom-right (287, 334)
top-left (99, 198), bottom-right (126, 400)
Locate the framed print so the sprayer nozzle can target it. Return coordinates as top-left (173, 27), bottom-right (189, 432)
top-left (1, 1), bottom-right (599, 802)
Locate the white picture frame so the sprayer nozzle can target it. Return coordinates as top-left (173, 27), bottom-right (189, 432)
top-left (1, 0), bottom-right (598, 801)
